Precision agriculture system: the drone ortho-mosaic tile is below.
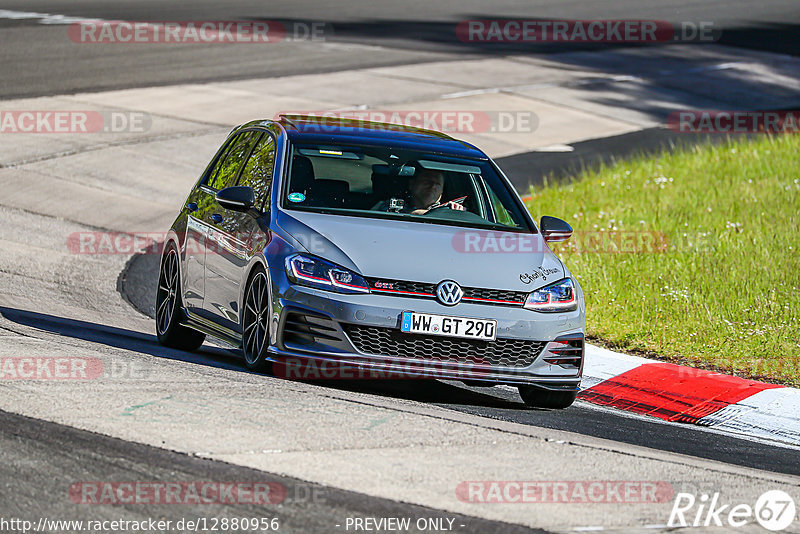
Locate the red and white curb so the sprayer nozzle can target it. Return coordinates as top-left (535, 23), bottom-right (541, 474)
top-left (579, 345), bottom-right (800, 447)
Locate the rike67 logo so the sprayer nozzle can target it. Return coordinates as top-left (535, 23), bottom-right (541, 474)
top-left (669, 490), bottom-right (797, 531)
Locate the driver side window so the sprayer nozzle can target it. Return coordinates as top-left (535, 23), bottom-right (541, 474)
top-left (238, 133), bottom-right (277, 211)
top-left (207, 131), bottom-right (261, 191)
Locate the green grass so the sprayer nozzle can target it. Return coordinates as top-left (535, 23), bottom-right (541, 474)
top-left (525, 135), bottom-right (800, 386)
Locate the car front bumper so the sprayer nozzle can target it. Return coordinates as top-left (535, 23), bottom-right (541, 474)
top-left (267, 269), bottom-right (585, 389)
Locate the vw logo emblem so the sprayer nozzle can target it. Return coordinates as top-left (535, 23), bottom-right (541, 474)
top-left (436, 280), bottom-right (463, 306)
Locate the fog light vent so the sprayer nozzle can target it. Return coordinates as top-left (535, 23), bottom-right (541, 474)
top-left (282, 312), bottom-right (340, 346)
top-left (542, 336), bottom-right (584, 368)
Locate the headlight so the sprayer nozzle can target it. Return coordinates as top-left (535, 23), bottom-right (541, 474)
top-left (285, 254), bottom-right (370, 294)
top-left (524, 278), bottom-right (577, 312)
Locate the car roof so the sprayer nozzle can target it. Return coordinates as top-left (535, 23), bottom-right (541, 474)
top-left (234, 116), bottom-right (488, 160)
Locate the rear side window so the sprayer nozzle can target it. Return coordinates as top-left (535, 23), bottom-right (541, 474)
top-left (207, 131), bottom-right (261, 190)
top-left (238, 133), bottom-right (277, 210)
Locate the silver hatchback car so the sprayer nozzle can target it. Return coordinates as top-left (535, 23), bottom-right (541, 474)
top-left (156, 116), bottom-right (585, 408)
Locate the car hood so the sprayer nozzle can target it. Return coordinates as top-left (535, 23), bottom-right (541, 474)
top-left (277, 210), bottom-right (565, 291)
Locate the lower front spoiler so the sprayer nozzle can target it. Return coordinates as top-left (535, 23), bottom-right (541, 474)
top-left (265, 346), bottom-right (581, 391)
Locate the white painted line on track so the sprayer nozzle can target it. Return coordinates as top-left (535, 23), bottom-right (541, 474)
top-left (0, 9), bottom-right (103, 25)
top-left (441, 88), bottom-right (503, 99)
top-left (581, 344), bottom-right (651, 389)
top-left (576, 399), bottom-right (800, 451)
top-left (700, 388), bottom-right (800, 446)
top-left (491, 382), bottom-right (800, 450)
top-left (500, 379), bottom-right (799, 450)
top-left (530, 144), bottom-right (575, 152)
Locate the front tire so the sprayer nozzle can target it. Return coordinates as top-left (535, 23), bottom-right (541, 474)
top-left (155, 244), bottom-right (205, 351)
top-left (241, 267), bottom-right (273, 373)
top-left (518, 385), bottom-right (577, 409)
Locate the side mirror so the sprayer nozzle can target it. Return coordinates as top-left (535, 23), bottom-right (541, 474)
top-left (216, 186), bottom-right (255, 212)
top-left (540, 216), bottom-right (573, 243)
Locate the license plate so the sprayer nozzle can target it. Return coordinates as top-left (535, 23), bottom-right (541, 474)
top-left (400, 311), bottom-right (497, 341)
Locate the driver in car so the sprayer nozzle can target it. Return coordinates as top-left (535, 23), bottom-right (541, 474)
top-left (374, 167), bottom-right (466, 215)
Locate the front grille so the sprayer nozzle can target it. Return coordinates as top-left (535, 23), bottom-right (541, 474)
top-left (366, 278), bottom-right (527, 306)
top-left (342, 324), bottom-right (546, 368)
top-left (373, 279), bottom-right (435, 295)
top-left (462, 287), bottom-right (526, 305)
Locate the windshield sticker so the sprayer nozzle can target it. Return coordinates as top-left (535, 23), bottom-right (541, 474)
top-left (520, 267), bottom-right (560, 284)
top-left (288, 192), bottom-right (306, 203)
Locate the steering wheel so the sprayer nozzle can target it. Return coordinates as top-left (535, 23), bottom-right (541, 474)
top-left (428, 195), bottom-right (468, 211)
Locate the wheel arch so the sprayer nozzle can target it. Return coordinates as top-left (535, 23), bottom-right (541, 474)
top-left (160, 229), bottom-right (187, 306)
top-left (161, 229), bottom-right (182, 263)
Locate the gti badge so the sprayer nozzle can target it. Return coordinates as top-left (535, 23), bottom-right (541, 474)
top-left (436, 280), bottom-right (463, 306)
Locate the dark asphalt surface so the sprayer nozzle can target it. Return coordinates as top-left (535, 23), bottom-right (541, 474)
top-left (495, 127), bottom-right (756, 190)
top-left (0, 408), bottom-right (546, 534)
top-left (18, 284), bottom-right (799, 483)
top-left (285, 373), bottom-right (800, 477)
top-left (0, 0), bottom-right (798, 98)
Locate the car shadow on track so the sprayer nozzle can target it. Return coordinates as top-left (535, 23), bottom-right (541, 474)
top-left (0, 305), bottom-right (246, 372)
top-left (6, 308), bottom-right (799, 477)
top-left (0, 305), bottom-right (526, 410)
top-left (311, 379), bottom-right (525, 409)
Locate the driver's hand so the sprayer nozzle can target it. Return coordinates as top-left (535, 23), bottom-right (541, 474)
top-left (412, 202), bottom-right (465, 215)
top-left (443, 201), bottom-right (465, 211)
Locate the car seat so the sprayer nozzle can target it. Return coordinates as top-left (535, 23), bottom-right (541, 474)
top-left (290, 155), bottom-right (315, 195)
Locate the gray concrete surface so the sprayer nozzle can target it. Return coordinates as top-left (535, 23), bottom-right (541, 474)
top-left (1, 48), bottom-right (799, 532)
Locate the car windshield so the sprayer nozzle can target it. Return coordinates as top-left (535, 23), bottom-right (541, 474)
top-left (282, 143), bottom-right (534, 232)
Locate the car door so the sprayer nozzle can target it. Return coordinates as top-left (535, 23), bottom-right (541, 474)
top-left (182, 133), bottom-right (250, 313)
top-left (202, 130), bottom-right (271, 332)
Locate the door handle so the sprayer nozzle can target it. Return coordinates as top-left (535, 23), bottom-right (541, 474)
top-left (186, 202), bottom-right (198, 213)
top-left (210, 213), bottom-right (223, 223)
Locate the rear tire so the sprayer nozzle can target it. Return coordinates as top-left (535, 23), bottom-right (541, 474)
top-left (518, 386), bottom-right (577, 409)
top-left (241, 267), bottom-right (273, 373)
top-left (155, 244), bottom-right (205, 351)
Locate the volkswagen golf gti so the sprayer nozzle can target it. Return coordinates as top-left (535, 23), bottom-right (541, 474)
top-left (155, 115), bottom-right (585, 408)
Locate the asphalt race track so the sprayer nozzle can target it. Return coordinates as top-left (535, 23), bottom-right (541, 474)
top-left (1, 1), bottom-right (799, 533)
top-left (117, 251), bottom-right (800, 477)
top-left (0, 409), bottom-right (547, 534)
top-left (0, 0), bottom-right (799, 98)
